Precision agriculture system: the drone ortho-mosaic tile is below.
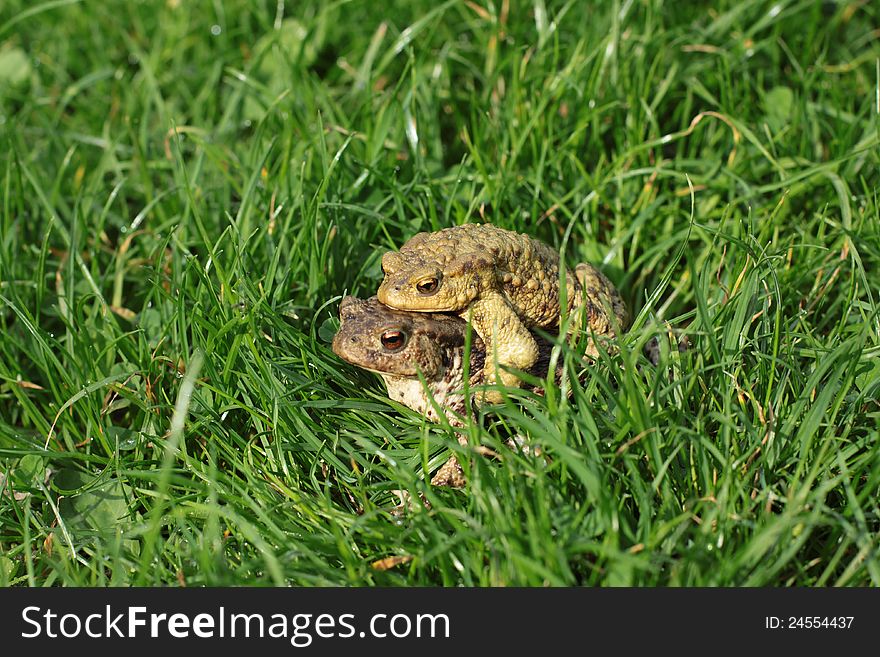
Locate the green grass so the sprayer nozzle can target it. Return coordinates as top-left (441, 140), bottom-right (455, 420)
top-left (1, 0), bottom-right (878, 587)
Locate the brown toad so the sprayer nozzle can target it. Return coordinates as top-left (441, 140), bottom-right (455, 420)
top-left (331, 295), bottom-right (562, 486)
top-left (377, 223), bottom-right (628, 401)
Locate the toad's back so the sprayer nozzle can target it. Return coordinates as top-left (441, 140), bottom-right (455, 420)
top-left (397, 224), bottom-right (576, 327)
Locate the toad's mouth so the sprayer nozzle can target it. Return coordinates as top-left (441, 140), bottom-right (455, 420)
top-left (377, 283), bottom-right (462, 313)
top-left (360, 365), bottom-right (419, 377)
top-left (343, 361), bottom-right (429, 379)
top-left (379, 297), bottom-right (462, 313)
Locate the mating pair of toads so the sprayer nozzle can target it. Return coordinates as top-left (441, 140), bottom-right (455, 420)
top-left (332, 223), bottom-right (629, 487)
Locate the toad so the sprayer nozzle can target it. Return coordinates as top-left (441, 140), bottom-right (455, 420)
top-left (377, 224), bottom-right (627, 402)
top-left (331, 295), bottom-right (562, 485)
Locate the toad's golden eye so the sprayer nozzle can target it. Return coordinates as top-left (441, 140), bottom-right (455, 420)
top-left (381, 330), bottom-right (407, 351)
top-left (416, 278), bottom-right (439, 294)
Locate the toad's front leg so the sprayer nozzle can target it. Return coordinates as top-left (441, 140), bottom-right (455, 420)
top-left (467, 291), bottom-right (539, 404)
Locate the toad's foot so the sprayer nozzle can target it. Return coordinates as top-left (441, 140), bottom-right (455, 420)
top-left (468, 291), bottom-right (539, 403)
top-left (430, 456), bottom-right (467, 488)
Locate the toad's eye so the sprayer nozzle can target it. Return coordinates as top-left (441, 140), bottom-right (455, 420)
top-left (416, 277), bottom-right (439, 295)
top-left (381, 330), bottom-right (407, 351)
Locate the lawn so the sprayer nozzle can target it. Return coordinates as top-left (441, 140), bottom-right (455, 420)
top-left (0, 0), bottom-right (878, 587)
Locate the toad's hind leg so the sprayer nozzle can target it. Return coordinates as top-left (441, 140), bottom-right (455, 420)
top-left (468, 291), bottom-right (539, 403)
top-left (574, 263), bottom-right (629, 356)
